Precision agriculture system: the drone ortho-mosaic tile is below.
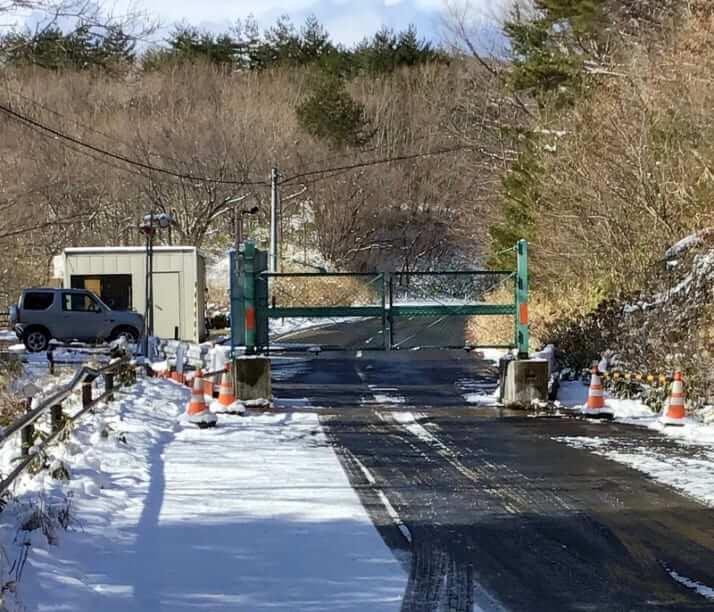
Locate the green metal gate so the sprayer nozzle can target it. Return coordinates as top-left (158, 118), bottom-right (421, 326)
top-left (231, 240), bottom-right (529, 356)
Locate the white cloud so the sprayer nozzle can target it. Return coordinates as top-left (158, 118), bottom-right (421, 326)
top-left (110, 0), bottom-right (450, 42)
top-left (5, 0), bottom-right (510, 48)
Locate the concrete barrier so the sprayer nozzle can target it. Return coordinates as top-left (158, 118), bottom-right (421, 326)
top-left (232, 357), bottom-right (272, 405)
top-left (502, 359), bottom-right (549, 409)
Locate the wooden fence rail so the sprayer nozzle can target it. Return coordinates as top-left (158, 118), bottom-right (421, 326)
top-left (0, 355), bottom-right (130, 496)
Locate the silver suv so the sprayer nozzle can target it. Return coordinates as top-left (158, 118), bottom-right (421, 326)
top-left (10, 288), bottom-right (145, 352)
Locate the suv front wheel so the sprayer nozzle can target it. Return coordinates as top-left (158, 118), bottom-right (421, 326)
top-left (110, 326), bottom-right (140, 345)
top-left (24, 327), bottom-right (50, 352)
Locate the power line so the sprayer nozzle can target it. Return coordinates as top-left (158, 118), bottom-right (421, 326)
top-left (3, 86), bottom-right (185, 166)
top-left (0, 95), bottom-right (473, 191)
top-left (0, 100), bottom-right (270, 187)
top-left (280, 144), bottom-right (473, 186)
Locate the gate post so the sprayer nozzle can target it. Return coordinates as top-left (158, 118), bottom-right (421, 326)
top-left (516, 239), bottom-right (529, 359)
top-left (381, 273), bottom-right (390, 351)
top-left (242, 241), bottom-right (257, 354)
top-left (229, 249), bottom-right (244, 356)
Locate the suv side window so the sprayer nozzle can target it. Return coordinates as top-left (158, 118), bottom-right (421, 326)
top-left (24, 292), bottom-right (54, 310)
top-left (62, 293), bottom-right (100, 313)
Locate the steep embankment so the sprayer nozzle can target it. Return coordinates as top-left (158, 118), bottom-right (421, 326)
top-left (545, 230), bottom-right (714, 409)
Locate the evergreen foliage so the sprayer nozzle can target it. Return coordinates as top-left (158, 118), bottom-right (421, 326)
top-left (0, 23), bottom-right (136, 69)
top-left (504, 0), bottom-right (609, 106)
top-left (490, 0), bottom-right (612, 267)
top-left (488, 141), bottom-right (541, 270)
top-left (296, 75), bottom-right (371, 149)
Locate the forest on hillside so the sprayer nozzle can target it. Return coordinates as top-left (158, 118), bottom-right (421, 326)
top-left (1, 0), bottom-right (713, 370)
top-left (0, 3), bottom-right (518, 310)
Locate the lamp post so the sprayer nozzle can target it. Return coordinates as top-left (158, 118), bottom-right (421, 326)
top-left (139, 212), bottom-right (173, 355)
top-left (225, 196), bottom-right (258, 252)
top-left (236, 205), bottom-right (259, 251)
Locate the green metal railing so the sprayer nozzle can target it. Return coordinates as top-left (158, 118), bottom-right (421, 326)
top-left (230, 240), bottom-right (529, 355)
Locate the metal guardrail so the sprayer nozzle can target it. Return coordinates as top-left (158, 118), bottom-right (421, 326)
top-left (0, 355), bottom-right (130, 496)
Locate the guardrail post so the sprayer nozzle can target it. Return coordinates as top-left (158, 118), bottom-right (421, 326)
top-left (47, 348), bottom-right (55, 375)
top-left (82, 380), bottom-right (93, 410)
top-left (21, 399), bottom-right (33, 457)
top-left (51, 404), bottom-right (64, 433)
top-left (516, 239), bottom-right (529, 359)
top-left (105, 372), bottom-right (114, 402)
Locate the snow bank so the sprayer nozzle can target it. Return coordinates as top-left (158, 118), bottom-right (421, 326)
top-left (556, 381), bottom-right (714, 433)
top-left (555, 434), bottom-right (714, 508)
top-left (0, 330), bottom-right (16, 342)
top-left (663, 229), bottom-right (711, 260)
top-left (6, 377), bottom-right (404, 611)
top-left (555, 382), bottom-right (714, 508)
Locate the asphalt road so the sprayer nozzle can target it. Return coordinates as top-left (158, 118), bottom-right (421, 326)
top-left (271, 315), bottom-right (472, 351)
top-left (271, 322), bottom-right (714, 611)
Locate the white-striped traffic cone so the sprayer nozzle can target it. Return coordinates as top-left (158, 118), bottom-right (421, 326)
top-left (660, 371), bottom-right (686, 426)
top-left (581, 367), bottom-right (613, 419)
top-left (186, 371), bottom-right (218, 428)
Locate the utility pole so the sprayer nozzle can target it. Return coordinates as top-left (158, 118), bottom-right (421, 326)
top-left (269, 166), bottom-right (280, 273)
top-left (233, 204), bottom-right (240, 254)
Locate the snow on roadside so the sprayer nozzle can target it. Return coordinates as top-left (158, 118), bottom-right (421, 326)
top-left (454, 348), bottom-right (504, 405)
top-left (554, 380), bottom-right (714, 507)
top-left (4, 377), bottom-right (188, 611)
top-left (0, 330), bottom-right (16, 342)
top-left (556, 381), bottom-right (714, 441)
top-left (271, 316), bottom-right (369, 339)
top-left (455, 378), bottom-right (499, 406)
top-left (665, 568), bottom-right (714, 601)
top-left (4, 376), bottom-right (405, 611)
top-left (555, 435), bottom-right (714, 508)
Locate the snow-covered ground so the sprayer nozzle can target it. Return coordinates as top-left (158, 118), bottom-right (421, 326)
top-left (1, 376), bottom-right (405, 611)
top-left (555, 380), bottom-right (714, 508)
top-left (270, 317), bottom-right (369, 339)
top-left (456, 349), bottom-right (505, 405)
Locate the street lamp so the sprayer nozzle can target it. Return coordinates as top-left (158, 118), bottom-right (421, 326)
top-left (139, 212), bottom-right (174, 355)
top-left (228, 202), bottom-right (258, 253)
top-left (236, 206), bottom-right (258, 250)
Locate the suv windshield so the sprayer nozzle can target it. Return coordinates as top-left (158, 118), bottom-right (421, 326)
top-left (62, 293), bottom-right (102, 313)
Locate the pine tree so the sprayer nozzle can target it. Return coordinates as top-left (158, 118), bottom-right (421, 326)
top-left (505, 0), bottom-right (609, 106)
top-left (296, 76), bottom-right (371, 149)
top-left (489, 0), bottom-right (612, 267)
top-left (488, 143), bottom-right (542, 269)
top-left (299, 15), bottom-right (332, 63)
top-left (98, 26), bottom-right (136, 66)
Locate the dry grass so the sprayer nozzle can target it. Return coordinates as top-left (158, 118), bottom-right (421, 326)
top-left (0, 359), bottom-right (25, 427)
top-left (269, 275), bottom-right (381, 308)
top-left (465, 286), bottom-right (592, 349)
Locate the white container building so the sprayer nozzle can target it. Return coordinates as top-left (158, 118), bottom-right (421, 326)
top-left (54, 247), bottom-right (207, 343)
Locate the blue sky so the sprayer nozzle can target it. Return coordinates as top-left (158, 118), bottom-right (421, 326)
top-left (7, 0), bottom-right (511, 51)
top-left (117, 0), bottom-right (510, 47)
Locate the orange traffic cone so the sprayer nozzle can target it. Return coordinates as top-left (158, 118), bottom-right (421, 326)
top-left (581, 367), bottom-right (613, 418)
top-left (203, 377), bottom-right (215, 401)
top-left (217, 368), bottom-right (236, 408)
top-left (661, 371), bottom-right (686, 426)
top-left (186, 371), bottom-right (217, 428)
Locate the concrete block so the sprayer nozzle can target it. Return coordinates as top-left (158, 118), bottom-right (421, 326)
top-left (232, 357), bottom-right (272, 404)
top-left (503, 359), bottom-right (549, 409)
